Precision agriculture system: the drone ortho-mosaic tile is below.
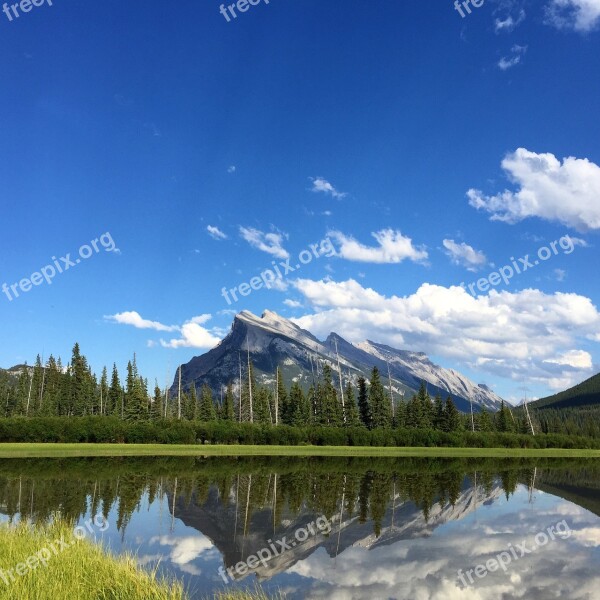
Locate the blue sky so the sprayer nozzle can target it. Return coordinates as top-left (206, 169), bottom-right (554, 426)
top-left (1, 0), bottom-right (599, 403)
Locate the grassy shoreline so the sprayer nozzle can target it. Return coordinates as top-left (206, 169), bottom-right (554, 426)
top-left (0, 443), bottom-right (599, 458)
top-left (0, 519), bottom-right (279, 600)
top-left (0, 519), bottom-right (185, 599)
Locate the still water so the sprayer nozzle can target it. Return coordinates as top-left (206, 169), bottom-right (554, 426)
top-left (0, 456), bottom-right (599, 599)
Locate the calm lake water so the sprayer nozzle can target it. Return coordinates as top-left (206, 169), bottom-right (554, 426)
top-left (1, 456), bottom-right (599, 599)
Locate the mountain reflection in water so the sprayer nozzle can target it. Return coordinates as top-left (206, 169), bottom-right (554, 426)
top-left (0, 456), bottom-right (598, 599)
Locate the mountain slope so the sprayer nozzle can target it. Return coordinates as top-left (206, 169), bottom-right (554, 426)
top-left (530, 372), bottom-right (600, 410)
top-left (173, 311), bottom-right (503, 412)
top-left (352, 339), bottom-right (502, 411)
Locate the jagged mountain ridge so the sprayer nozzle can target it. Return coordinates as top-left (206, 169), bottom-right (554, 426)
top-left (173, 310), bottom-right (504, 412)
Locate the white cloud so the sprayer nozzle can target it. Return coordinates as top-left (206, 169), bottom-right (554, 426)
top-left (543, 349), bottom-right (593, 369)
top-left (554, 268), bottom-right (567, 282)
top-left (309, 177), bottom-right (347, 199)
top-left (105, 311), bottom-right (221, 350)
top-left (545, 0), bottom-right (600, 31)
top-left (571, 527), bottom-right (600, 547)
top-left (443, 239), bottom-right (487, 271)
top-left (207, 225), bottom-right (227, 240)
top-left (498, 44), bottom-right (527, 70)
top-left (329, 229), bottom-right (428, 264)
top-left (104, 311), bottom-right (178, 332)
top-left (292, 278), bottom-right (600, 389)
top-left (149, 534), bottom-right (214, 565)
top-left (468, 148), bottom-right (600, 231)
top-left (270, 277), bottom-right (289, 292)
top-left (160, 315), bottom-right (221, 349)
top-left (283, 299), bottom-right (303, 308)
top-left (239, 226), bottom-right (289, 259)
top-left (570, 236), bottom-right (589, 247)
top-left (227, 165), bottom-right (236, 173)
top-left (286, 499), bottom-right (600, 600)
top-left (495, 10), bottom-right (526, 32)
top-left (187, 314), bottom-right (212, 325)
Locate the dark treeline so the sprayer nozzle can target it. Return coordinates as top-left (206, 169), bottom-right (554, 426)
top-left (0, 343), bottom-right (523, 432)
top-left (1, 417), bottom-right (599, 448)
top-left (532, 405), bottom-right (600, 438)
top-left (1, 343), bottom-right (596, 442)
top-left (1, 456), bottom-right (594, 539)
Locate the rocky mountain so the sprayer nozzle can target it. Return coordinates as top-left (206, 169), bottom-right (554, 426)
top-left (172, 310), bottom-right (504, 413)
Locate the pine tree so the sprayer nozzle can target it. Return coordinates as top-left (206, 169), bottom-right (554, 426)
top-left (357, 376), bottom-right (372, 429)
top-left (306, 385), bottom-right (317, 425)
top-left (405, 394), bottom-right (420, 429)
top-left (518, 414), bottom-right (531, 434)
top-left (477, 409), bottom-right (493, 432)
top-left (108, 364), bottom-right (121, 417)
top-left (254, 387), bottom-right (272, 424)
top-left (417, 381), bottom-right (433, 429)
top-left (496, 400), bottom-right (511, 433)
top-left (275, 368), bottom-right (286, 426)
top-left (90, 372), bottom-right (100, 415)
top-left (70, 343), bottom-right (92, 416)
top-left (288, 381), bottom-right (309, 426)
top-left (199, 384), bottom-right (217, 421)
top-left (40, 355), bottom-right (61, 416)
top-left (344, 382), bottom-right (361, 427)
top-left (395, 398), bottom-right (407, 428)
top-left (433, 395), bottom-right (444, 430)
top-left (0, 370), bottom-right (12, 417)
top-left (124, 355), bottom-right (147, 421)
top-left (99, 367), bottom-right (109, 416)
top-left (320, 365), bottom-right (342, 426)
top-left (369, 367), bottom-right (392, 429)
top-left (221, 383), bottom-right (235, 421)
top-left (58, 363), bottom-right (72, 416)
top-left (443, 397), bottom-right (461, 432)
top-left (240, 362), bottom-right (257, 423)
top-left (29, 355), bottom-right (44, 416)
top-left (184, 384), bottom-right (198, 420)
top-left (14, 365), bottom-right (29, 416)
top-left (150, 381), bottom-right (163, 420)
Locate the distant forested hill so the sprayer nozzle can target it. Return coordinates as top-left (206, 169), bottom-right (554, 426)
top-left (525, 373), bottom-right (600, 438)
top-left (531, 373), bottom-right (600, 410)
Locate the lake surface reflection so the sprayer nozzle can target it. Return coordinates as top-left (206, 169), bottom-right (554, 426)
top-left (0, 456), bottom-right (599, 599)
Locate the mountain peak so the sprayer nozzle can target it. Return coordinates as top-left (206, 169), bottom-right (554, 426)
top-left (175, 310), bottom-right (504, 412)
top-left (234, 310), bottom-right (322, 350)
top-left (236, 309), bottom-right (289, 326)
top-left (261, 309), bottom-right (281, 320)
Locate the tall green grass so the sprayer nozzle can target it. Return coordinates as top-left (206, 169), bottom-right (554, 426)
top-left (1, 443), bottom-right (599, 458)
top-left (0, 518), bottom-right (185, 600)
top-left (0, 518), bottom-right (284, 600)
